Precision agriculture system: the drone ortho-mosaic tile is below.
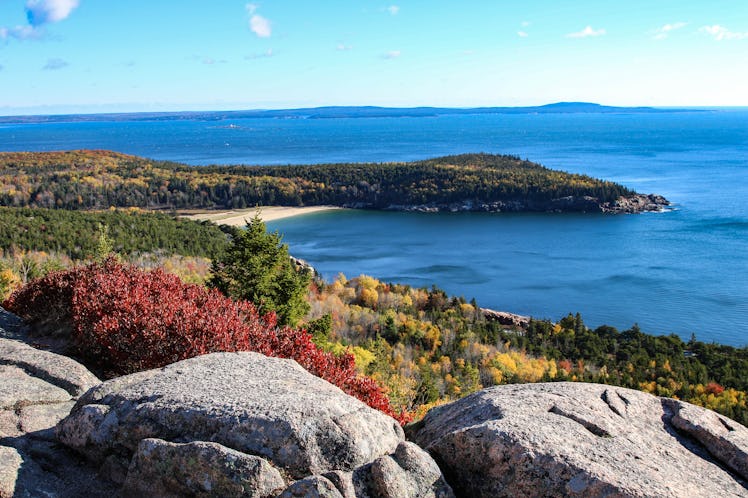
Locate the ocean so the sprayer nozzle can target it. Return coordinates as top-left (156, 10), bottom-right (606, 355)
top-left (1, 110), bottom-right (746, 345)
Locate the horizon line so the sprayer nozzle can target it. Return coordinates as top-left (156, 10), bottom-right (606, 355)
top-left (1, 102), bottom-right (746, 120)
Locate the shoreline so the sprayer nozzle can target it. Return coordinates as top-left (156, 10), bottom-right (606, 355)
top-left (180, 205), bottom-right (343, 226)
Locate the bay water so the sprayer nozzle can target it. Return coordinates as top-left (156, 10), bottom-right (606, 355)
top-left (1, 110), bottom-right (746, 345)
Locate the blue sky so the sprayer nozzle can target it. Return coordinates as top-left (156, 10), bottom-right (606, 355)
top-left (1, 0), bottom-right (747, 114)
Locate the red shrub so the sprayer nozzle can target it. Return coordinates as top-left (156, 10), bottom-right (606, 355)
top-left (557, 359), bottom-right (573, 374)
top-left (4, 258), bottom-right (406, 422)
top-left (2, 265), bottom-right (82, 338)
top-left (705, 382), bottom-right (725, 395)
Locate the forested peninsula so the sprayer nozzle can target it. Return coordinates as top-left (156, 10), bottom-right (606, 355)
top-left (0, 150), bottom-right (668, 214)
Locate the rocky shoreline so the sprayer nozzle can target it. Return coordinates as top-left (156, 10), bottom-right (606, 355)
top-left (376, 193), bottom-right (671, 214)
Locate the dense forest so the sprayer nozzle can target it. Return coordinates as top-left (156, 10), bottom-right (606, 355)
top-left (0, 207), bottom-right (231, 260)
top-left (306, 275), bottom-right (748, 424)
top-left (0, 150), bottom-right (640, 212)
top-left (0, 207), bottom-right (227, 298)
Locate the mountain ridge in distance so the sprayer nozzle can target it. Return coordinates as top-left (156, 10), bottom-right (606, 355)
top-left (0, 102), bottom-right (701, 124)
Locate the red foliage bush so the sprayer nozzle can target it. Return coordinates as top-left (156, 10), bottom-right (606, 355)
top-left (4, 258), bottom-right (407, 423)
top-left (557, 359), bottom-right (573, 374)
top-left (2, 265), bottom-right (82, 338)
top-left (705, 382), bottom-right (726, 395)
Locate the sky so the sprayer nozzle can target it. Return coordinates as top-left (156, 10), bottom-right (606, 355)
top-left (1, 0), bottom-right (747, 115)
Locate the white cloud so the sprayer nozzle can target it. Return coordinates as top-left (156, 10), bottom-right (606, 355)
top-left (249, 14), bottom-right (271, 37)
top-left (25, 0), bottom-right (79, 26)
top-left (387, 5), bottom-right (400, 15)
top-left (700, 25), bottom-right (748, 41)
top-left (43, 57), bottom-right (68, 70)
top-left (383, 50), bottom-right (401, 59)
top-left (336, 43), bottom-right (352, 51)
top-left (245, 48), bottom-right (274, 60)
top-left (521, 21), bottom-right (530, 27)
top-left (245, 3), bottom-right (271, 38)
top-left (201, 57), bottom-right (228, 65)
top-left (566, 26), bottom-right (606, 38)
top-left (654, 22), bottom-right (687, 40)
top-left (2, 0), bottom-right (78, 41)
top-left (517, 31), bottom-right (528, 38)
top-left (7, 25), bottom-right (42, 40)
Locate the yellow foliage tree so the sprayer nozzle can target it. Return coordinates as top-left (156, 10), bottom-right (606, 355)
top-left (0, 267), bottom-right (21, 301)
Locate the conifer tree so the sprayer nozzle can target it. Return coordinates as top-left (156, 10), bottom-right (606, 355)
top-left (94, 223), bottom-right (116, 262)
top-left (208, 214), bottom-right (311, 326)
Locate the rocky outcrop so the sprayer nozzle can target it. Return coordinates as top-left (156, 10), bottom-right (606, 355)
top-left (57, 351), bottom-right (453, 497)
top-left (0, 333), bottom-right (112, 498)
top-left (668, 400), bottom-right (748, 480)
top-left (481, 309), bottom-right (530, 328)
top-left (381, 193), bottom-right (670, 214)
top-left (123, 438), bottom-right (286, 497)
top-left (290, 256), bottom-right (320, 278)
top-left (0, 338), bottom-right (99, 400)
top-left (0, 337), bottom-right (99, 441)
top-left (366, 441), bottom-right (454, 498)
top-left (600, 193), bottom-right (671, 214)
top-left (58, 352), bottom-right (401, 479)
top-left (278, 475), bottom-right (344, 497)
top-left (408, 382), bottom-right (748, 497)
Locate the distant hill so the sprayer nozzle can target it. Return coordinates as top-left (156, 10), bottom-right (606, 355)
top-left (0, 102), bottom-right (696, 124)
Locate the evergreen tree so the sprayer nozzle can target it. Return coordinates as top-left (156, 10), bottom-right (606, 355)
top-left (307, 313), bottom-right (332, 344)
top-left (208, 214), bottom-right (311, 326)
top-left (94, 223), bottom-right (116, 262)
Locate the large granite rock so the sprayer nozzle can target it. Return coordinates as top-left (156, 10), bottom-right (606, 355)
top-left (278, 475), bottom-right (344, 498)
top-left (58, 351), bottom-right (453, 497)
top-left (0, 338), bottom-right (99, 399)
top-left (58, 351), bottom-right (402, 478)
top-left (123, 438), bottom-right (286, 497)
top-left (409, 382), bottom-right (748, 497)
top-left (0, 332), bottom-right (109, 498)
top-left (0, 335), bottom-right (100, 441)
top-left (366, 441), bottom-right (454, 498)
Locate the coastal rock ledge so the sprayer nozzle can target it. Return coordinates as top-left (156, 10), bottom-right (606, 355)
top-left (381, 193), bottom-right (670, 214)
top-left (408, 382), bottom-right (748, 497)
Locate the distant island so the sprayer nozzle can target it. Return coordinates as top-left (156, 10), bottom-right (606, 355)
top-left (0, 150), bottom-right (669, 214)
top-left (0, 102), bottom-right (702, 124)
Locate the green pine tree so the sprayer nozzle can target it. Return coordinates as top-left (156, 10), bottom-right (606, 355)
top-left (208, 214), bottom-right (311, 326)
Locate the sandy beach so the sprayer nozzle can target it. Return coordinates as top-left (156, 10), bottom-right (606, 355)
top-left (181, 206), bottom-right (343, 226)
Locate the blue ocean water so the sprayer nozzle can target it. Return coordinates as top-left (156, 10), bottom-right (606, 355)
top-left (1, 110), bottom-right (747, 345)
